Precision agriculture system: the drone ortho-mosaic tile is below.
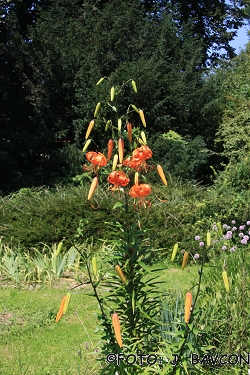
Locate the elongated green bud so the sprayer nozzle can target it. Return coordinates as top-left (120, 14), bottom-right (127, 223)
top-left (112, 154), bottom-right (118, 171)
top-left (92, 256), bottom-right (98, 276)
top-left (222, 270), bottom-right (229, 293)
top-left (96, 77), bottom-right (105, 85)
top-left (216, 222), bottom-right (223, 237)
top-left (139, 109), bottom-right (146, 127)
top-left (206, 232), bottom-right (211, 247)
top-left (171, 243), bottom-right (178, 262)
top-left (56, 241), bottom-right (63, 256)
top-left (82, 139), bottom-right (91, 152)
top-left (94, 102), bottom-right (101, 117)
top-left (131, 104), bottom-right (139, 113)
top-left (141, 131), bottom-right (147, 144)
top-left (131, 80), bottom-right (137, 93)
top-left (118, 118), bottom-right (122, 132)
top-left (85, 120), bottom-right (94, 139)
top-left (105, 119), bottom-right (112, 131)
top-left (137, 138), bottom-right (144, 145)
top-left (110, 86), bottom-right (115, 101)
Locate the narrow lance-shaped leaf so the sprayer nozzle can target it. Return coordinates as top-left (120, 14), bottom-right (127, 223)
top-left (131, 289), bottom-right (135, 314)
top-left (56, 241), bottom-right (63, 256)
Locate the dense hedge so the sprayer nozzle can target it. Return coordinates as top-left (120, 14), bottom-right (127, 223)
top-left (1, 168), bottom-right (250, 256)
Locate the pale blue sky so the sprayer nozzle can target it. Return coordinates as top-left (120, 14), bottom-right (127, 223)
top-left (229, 25), bottom-right (249, 53)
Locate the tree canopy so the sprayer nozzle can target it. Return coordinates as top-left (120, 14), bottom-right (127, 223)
top-left (215, 43), bottom-right (250, 162)
top-left (0, 0), bottom-right (249, 192)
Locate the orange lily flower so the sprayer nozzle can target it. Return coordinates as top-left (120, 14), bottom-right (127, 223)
top-left (123, 146), bottom-right (153, 171)
top-left (86, 151), bottom-right (107, 167)
top-left (107, 171), bottom-right (130, 190)
top-left (123, 156), bottom-right (143, 169)
top-left (129, 183), bottom-right (152, 207)
top-left (129, 183), bottom-right (152, 198)
top-left (132, 145), bottom-right (152, 161)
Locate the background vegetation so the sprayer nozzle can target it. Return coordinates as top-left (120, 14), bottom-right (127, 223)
top-left (1, 1), bottom-right (250, 374)
top-left (1, 0), bottom-right (250, 193)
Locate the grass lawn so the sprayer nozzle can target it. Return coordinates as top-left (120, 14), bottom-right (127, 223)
top-left (0, 265), bottom-right (199, 375)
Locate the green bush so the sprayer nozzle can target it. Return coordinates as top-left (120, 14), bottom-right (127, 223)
top-left (213, 157), bottom-right (250, 192)
top-left (2, 174), bottom-right (250, 261)
top-left (0, 186), bottom-right (123, 251)
top-left (0, 181), bottom-right (207, 256)
top-left (149, 131), bottom-right (210, 181)
top-left (196, 246), bottom-right (250, 359)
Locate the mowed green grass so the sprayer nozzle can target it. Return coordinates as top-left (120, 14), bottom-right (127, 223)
top-left (0, 265), bottom-right (199, 375)
top-left (0, 282), bottom-right (99, 375)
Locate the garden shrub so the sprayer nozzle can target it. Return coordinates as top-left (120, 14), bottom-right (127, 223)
top-left (149, 130), bottom-right (210, 181)
top-left (212, 156), bottom-right (250, 192)
top-left (0, 186), bottom-right (123, 252)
